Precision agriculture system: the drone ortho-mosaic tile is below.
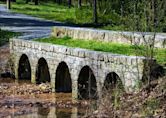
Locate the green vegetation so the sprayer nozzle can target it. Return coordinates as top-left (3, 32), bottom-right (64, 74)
top-left (141, 98), bottom-right (160, 117)
top-left (8, 0), bottom-right (165, 32)
top-left (0, 1), bottom-right (4, 4)
top-left (35, 37), bottom-right (166, 65)
top-left (0, 29), bottom-right (20, 46)
top-left (11, 1), bottom-right (93, 25)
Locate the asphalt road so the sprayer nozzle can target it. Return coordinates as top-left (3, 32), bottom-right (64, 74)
top-left (0, 5), bottom-right (67, 39)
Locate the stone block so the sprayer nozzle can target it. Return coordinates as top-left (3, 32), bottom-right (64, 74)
top-left (98, 54), bottom-right (104, 61)
top-left (78, 50), bottom-right (85, 58)
top-left (66, 48), bottom-right (71, 55)
top-left (71, 49), bottom-right (79, 56)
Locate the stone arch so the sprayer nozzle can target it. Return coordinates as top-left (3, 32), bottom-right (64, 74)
top-left (103, 72), bottom-right (124, 91)
top-left (36, 58), bottom-right (51, 84)
top-left (55, 61), bottom-right (72, 93)
top-left (78, 66), bottom-right (97, 99)
top-left (18, 54), bottom-right (31, 80)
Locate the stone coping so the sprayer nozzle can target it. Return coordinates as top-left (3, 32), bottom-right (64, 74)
top-left (52, 26), bottom-right (166, 48)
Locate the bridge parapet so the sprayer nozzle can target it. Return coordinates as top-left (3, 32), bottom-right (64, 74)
top-left (10, 38), bottom-right (153, 99)
top-left (52, 26), bottom-right (166, 48)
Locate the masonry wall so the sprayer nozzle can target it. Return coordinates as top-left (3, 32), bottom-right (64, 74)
top-left (52, 26), bottom-right (166, 48)
top-left (10, 39), bottom-right (148, 99)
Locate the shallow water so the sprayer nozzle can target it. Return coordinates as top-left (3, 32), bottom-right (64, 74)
top-left (14, 107), bottom-right (86, 118)
top-left (0, 79), bottom-right (90, 118)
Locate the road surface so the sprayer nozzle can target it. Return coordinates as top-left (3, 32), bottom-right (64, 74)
top-left (0, 4), bottom-right (67, 39)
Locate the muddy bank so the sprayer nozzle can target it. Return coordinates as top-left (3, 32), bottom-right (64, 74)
top-left (86, 77), bottom-right (166, 118)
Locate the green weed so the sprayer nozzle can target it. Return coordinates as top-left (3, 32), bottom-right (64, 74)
top-left (0, 29), bottom-right (20, 46)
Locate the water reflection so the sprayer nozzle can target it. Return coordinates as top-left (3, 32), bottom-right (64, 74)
top-left (14, 106), bottom-right (81, 118)
top-left (0, 79), bottom-right (88, 118)
top-left (38, 106), bottom-right (50, 118)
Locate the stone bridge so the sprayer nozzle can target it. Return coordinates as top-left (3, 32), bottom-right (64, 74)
top-left (10, 39), bottom-right (150, 100)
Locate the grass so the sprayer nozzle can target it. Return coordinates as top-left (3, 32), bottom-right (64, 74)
top-left (8, 0), bottom-right (127, 30)
top-left (10, 0), bottom-right (93, 25)
top-left (35, 37), bottom-right (166, 65)
top-left (0, 1), bottom-right (126, 30)
top-left (141, 98), bottom-right (160, 117)
top-left (1, 0), bottom-right (166, 32)
top-left (0, 29), bottom-right (20, 46)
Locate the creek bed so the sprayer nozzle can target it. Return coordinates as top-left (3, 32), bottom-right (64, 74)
top-left (0, 78), bottom-right (94, 118)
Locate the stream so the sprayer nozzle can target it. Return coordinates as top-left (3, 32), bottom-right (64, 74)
top-left (0, 78), bottom-right (95, 118)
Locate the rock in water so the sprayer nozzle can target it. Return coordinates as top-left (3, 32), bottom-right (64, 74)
top-left (39, 83), bottom-right (51, 92)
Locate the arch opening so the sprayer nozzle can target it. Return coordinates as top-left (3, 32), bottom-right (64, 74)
top-left (103, 72), bottom-right (124, 92)
top-left (36, 58), bottom-right (50, 84)
top-left (55, 62), bottom-right (72, 93)
top-left (18, 54), bottom-right (31, 81)
top-left (78, 66), bottom-right (97, 100)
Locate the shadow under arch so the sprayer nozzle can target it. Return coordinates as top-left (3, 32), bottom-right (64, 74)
top-left (55, 61), bottom-right (72, 93)
top-left (78, 66), bottom-right (97, 100)
top-left (36, 58), bottom-right (50, 84)
top-left (18, 54), bottom-right (31, 81)
top-left (103, 72), bottom-right (124, 91)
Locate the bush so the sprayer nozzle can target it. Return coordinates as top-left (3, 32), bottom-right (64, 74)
top-left (0, 29), bottom-right (20, 46)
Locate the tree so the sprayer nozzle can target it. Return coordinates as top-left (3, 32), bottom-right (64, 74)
top-left (68, 0), bottom-right (71, 8)
top-left (128, 0), bottom-right (166, 85)
top-left (78, 0), bottom-right (81, 8)
top-left (56, 0), bottom-right (61, 5)
top-left (26, 0), bottom-right (29, 4)
top-left (7, 0), bottom-right (11, 9)
top-left (35, 0), bottom-right (39, 5)
top-left (93, 0), bottom-right (97, 24)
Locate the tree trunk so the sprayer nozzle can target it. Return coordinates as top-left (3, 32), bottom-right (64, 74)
top-left (7, 0), bottom-right (11, 9)
top-left (93, 0), bottom-right (97, 24)
top-left (35, 0), bottom-right (39, 5)
top-left (26, 0), bottom-right (29, 4)
top-left (57, 0), bottom-right (61, 4)
top-left (78, 0), bottom-right (81, 8)
top-left (68, 0), bottom-right (71, 8)
top-left (120, 0), bottom-right (124, 17)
